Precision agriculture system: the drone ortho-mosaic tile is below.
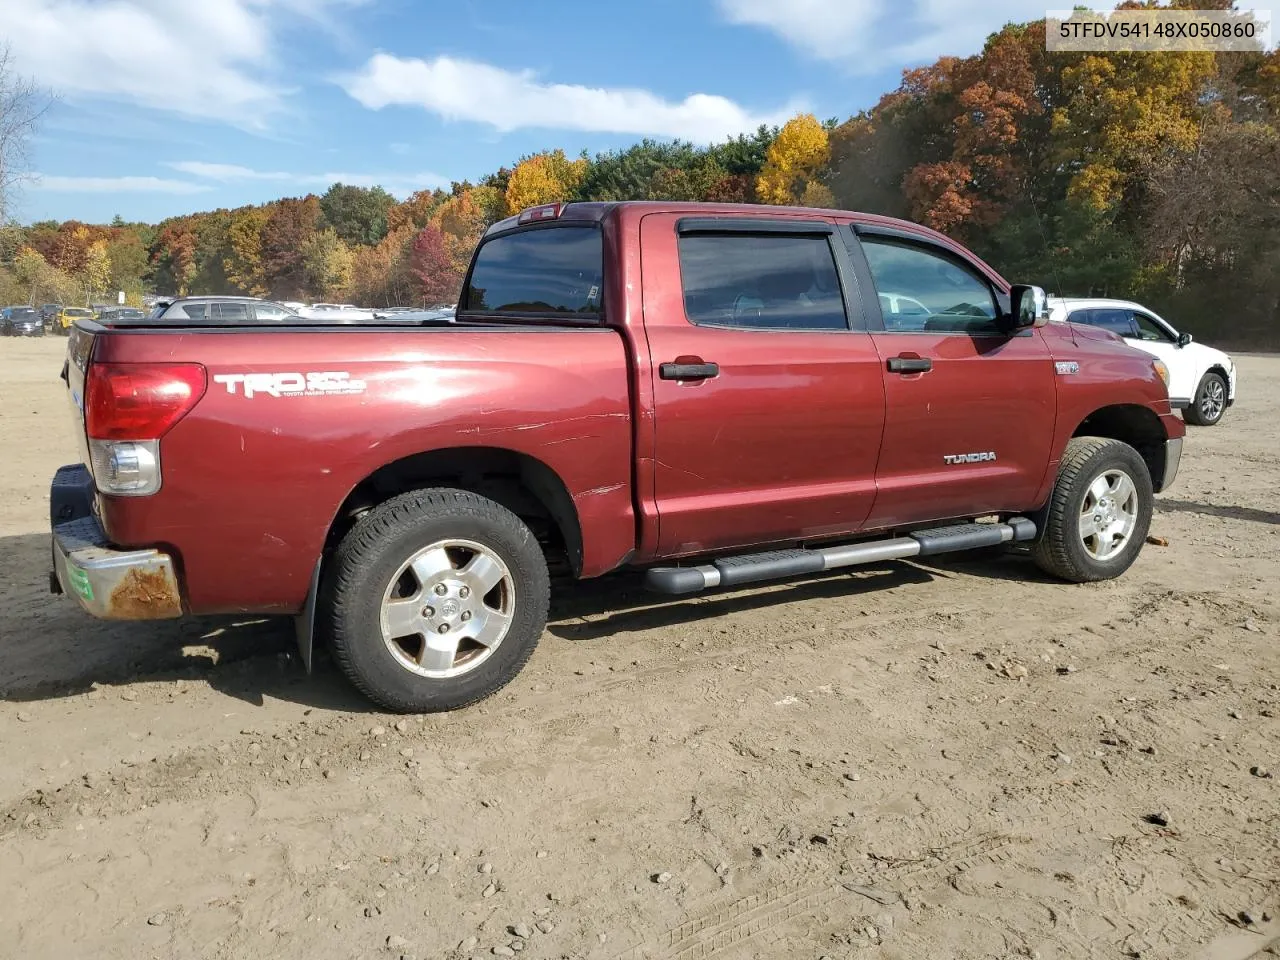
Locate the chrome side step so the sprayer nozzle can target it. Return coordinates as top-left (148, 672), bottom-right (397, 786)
top-left (644, 518), bottom-right (1037, 595)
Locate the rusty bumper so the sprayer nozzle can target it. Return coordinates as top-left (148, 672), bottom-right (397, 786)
top-left (50, 465), bottom-right (183, 620)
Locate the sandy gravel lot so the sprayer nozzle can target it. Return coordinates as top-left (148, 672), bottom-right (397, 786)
top-left (0, 336), bottom-right (1276, 960)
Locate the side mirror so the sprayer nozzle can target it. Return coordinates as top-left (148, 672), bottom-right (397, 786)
top-left (1177, 332), bottom-right (1193, 347)
top-left (1007, 284), bottom-right (1049, 331)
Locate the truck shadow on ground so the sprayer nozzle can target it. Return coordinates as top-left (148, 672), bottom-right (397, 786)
top-left (1155, 497), bottom-right (1280, 526)
top-left (0, 530), bottom-right (1053, 710)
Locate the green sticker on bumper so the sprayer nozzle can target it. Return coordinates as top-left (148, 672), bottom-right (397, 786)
top-left (67, 565), bottom-right (94, 602)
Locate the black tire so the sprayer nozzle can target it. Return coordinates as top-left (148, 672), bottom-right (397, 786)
top-left (1032, 437), bottom-right (1153, 583)
top-left (326, 488), bottom-right (550, 713)
top-left (1183, 371), bottom-right (1227, 426)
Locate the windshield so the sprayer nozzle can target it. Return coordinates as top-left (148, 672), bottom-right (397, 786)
top-left (10, 308), bottom-right (36, 319)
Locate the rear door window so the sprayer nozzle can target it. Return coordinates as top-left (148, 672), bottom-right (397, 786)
top-left (461, 226), bottom-right (603, 318)
top-left (677, 233), bottom-right (849, 331)
top-left (1072, 308), bottom-right (1135, 337)
top-left (213, 302), bottom-right (249, 321)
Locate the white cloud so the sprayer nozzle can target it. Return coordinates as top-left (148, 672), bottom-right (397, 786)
top-left (32, 175), bottom-right (213, 194)
top-left (166, 161), bottom-right (449, 197)
top-left (342, 54), bottom-right (797, 141)
top-left (166, 162), bottom-right (291, 181)
top-left (716, 0), bottom-right (1053, 70)
top-left (0, 0), bottom-right (357, 125)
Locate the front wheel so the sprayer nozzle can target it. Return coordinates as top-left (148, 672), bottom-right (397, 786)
top-left (1184, 371), bottom-right (1227, 426)
top-left (1032, 437), bottom-right (1153, 583)
top-left (326, 488), bottom-right (550, 713)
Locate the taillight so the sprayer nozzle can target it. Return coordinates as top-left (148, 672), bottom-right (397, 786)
top-left (84, 363), bottom-right (205, 497)
top-left (86, 362), bottom-right (206, 441)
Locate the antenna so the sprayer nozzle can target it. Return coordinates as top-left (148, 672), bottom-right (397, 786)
top-left (1020, 142), bottom-right (1066, 298)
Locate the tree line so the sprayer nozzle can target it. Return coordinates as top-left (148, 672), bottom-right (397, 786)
top-left (2, 4), bottom-right (1276, 344)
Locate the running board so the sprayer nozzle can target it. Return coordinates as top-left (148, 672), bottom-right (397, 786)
top-left (644, 518), bottom-right (1037, 595)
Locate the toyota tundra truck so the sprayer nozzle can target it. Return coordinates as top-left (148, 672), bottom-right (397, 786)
top-left (49, 201), bottom-right (1185, 712)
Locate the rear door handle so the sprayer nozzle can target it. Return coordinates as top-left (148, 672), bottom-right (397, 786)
top-left (660, 361), bottom-right (719, 381)
top-left (887, 356), bottom-right (932, 374)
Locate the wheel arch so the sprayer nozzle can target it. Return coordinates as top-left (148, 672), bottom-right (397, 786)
top-left (1070, 404), bottom-right (1170, 491)
top-left (326, 447), bottom-right (584, 578)
top-left (1204, 363), bottom-right (1231, 390)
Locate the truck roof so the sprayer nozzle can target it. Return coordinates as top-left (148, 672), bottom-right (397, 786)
top-left (484, 201), bottom-right (1006, 288)
top-left (486, 200), bottom-right (960, 244)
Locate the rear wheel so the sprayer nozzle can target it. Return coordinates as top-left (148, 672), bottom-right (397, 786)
top-left (1032, 437), bottom-right (1153, 583)
top-left (326, 488), bottom-right (550, 713)
top-left (1184, 371), bottom-right (1227, 426)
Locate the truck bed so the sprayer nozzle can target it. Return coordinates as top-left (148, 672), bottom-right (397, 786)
top-left (70, 321), bottom-right (636, 614)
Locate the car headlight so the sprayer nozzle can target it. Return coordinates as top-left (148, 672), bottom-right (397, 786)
top-left (1152, 359), bottom-right (1170, 388)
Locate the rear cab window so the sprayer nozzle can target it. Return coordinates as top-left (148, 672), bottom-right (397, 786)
top-left (461, 225), bottom-right (603, 319)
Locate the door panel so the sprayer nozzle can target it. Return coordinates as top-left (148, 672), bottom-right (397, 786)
top-left (853, 231), bottom-right (1057, 528)
top-left (639, 213), bottom-right (887, 558)
top-left (1130, 312), bottom-right (1189, 399)
top-left (868, 330), bottom-right (1057, 527)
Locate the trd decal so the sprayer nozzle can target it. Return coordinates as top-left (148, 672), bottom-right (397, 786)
top-left (213, 371), bottom-right (367, 398)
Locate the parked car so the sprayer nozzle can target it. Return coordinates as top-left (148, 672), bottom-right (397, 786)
top-left (148, 296), bottom-right (300, 323)
top-left (50, 200), bottom-right (1184, 713)
top-left (53, 306), bottom-right (95, 334)
top-left (1047, 297), bottom-right (1236, 426)
top-left (372, 307), bottom-right (458, 323)
top-left (2, 306), bottom-right (45, 337)
top-left (297, 303), bottom-right (377, 321)
top-left (40, 303), bottom-right (62, 324)
top-left (95, 308), bottom-right (147, 323)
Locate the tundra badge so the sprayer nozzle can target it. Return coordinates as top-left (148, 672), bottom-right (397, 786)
top-left (943, 452), bottom-right (997, 465)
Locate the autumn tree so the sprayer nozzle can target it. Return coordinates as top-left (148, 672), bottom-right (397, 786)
top-left (505, 150), bottom-right (589, 214)
top-left (80, 239), bottom-right (110, 300)
top-left (431, 189), bottom-right (489, 275)
top-left (150, 221), bottom-right (198, 296)
top-left (303, 227), bottom-right (355, 300)
top-left (224, 207), bottom-right (269, 296)
top-left (388, 188), bottom-right (447, 232)
top-left (49, 222), bottom-right (95, 275)
top-left (756, 114), bottom-right (831, 205)
top-left (261, 196), bottom-right (321, 299)
top-left (409, 224), bottom-right (461, 305)
top-left (190, 211), bottom-right (232, 293)
top-left (350, 225), bottom-right (416, 308)
top-left (320, 183), bottom-right (395, 246)
top-left (105, 229), bottom-right (148, 299)
top-left (14, 245), bottom-right (79, 304)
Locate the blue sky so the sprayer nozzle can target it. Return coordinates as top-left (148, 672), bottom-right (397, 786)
top-left (2, 0), bottom-right (1113, 223)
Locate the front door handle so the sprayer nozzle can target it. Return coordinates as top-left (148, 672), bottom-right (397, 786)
top-left (660, 361), bottom-right (719, 381)
top-left (887, 356), bottom-right (932, 374)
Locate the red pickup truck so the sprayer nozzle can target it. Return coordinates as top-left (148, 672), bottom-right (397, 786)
top-left (51, 201), bottom-right (1185, 712)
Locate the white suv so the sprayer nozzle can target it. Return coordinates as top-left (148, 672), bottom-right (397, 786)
top-left (1047, 297), bottom-right (1237, 426)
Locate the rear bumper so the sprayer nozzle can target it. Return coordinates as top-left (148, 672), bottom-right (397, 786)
top-left (49, 464), bottom-right (183, 620)
top-left (1160, 437), bottom-right (1183, 493)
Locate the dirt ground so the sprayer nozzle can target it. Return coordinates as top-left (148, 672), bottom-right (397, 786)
top-left (0, 336), bottom-right (1276, 960)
